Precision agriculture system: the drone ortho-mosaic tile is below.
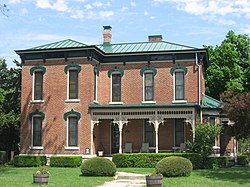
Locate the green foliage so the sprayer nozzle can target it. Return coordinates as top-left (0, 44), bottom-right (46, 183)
top-left (239, 137), bottom-right (250, 154)
top-left (156, 156), bottom-right (192, 177)
top-left (210, 156), bottom-right (229, 168)
top-left (237, 155), bottom-right (249, 166)
top-left (13, 155), bottom-right (46, 167)
top-left (81, 157), bottom-right (116, 176)
top-left (0, 151), bottom-right (7, 163)
top-left (186, 123), bottom-right (221, 165)
top-left (205, 30), bottom-right (250, 100)
top-left (50, 156), bottom-right (82, 167)
top-left (112, 153), bottom-right (202, 169)
top-left (35, 166), bottom-right (50, 175)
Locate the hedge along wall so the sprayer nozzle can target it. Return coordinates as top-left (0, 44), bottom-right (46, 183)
top-left (13, 155), bottom-right (47, 167)
top-left (50, 156), bottom-right (82, 167)
top-left (112, 153), bottom-right (202, 169)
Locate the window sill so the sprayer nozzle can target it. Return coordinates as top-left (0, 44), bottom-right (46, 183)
top-left (141, 101), bottom-right (156, 104)
top-left (93, 100), bottom-right (99, 104)
top-left (64, 146), bottom-right (79, 150)
top-left (30, 100), bottom-right (44, 104)
top-left (109, 102), bottom-right (123, 105)
top-left (172, 100), bottom-right (187, 104)
top-left (29, 146), bottom-right (44, 150)
top-left (65, 99), bottom-right (80, 103)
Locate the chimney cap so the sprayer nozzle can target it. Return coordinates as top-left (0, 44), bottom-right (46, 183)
top-left (103, 25), bottom-right (112, 30)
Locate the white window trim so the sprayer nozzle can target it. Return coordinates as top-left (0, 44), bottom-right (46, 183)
top-left (66, 68), bottom-right (80, 101)
top-left (30, 115), bottom-right (43, 149)
top-left (32, 70), bottom-right (44, 102)
top-left (93, 71), bottom-right (98, 103)
top-left (29, 146), bottom-right (44, 150)
top-left (142, 71), bottom-right (156, 103)
top-left (110, 72), bottom-right (122, 103)
top-left (66, 115), bottom-right (79, 148)
top-left (172, 70), bottom-right (186, 102)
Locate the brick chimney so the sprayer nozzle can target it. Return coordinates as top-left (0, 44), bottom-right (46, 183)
top-left (103, 25), bottom-right (112, 45)
top-left (148, 35), bottom-right (163, 42)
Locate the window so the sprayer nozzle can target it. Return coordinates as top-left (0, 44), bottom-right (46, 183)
top-left (175, 119), bottom-right (184, 146)
top-left (32, 116), bottom-right (42, 146)
top-left (144, 72), bottom-right (154, 101)
top-left (94, 70), bottom-right (98, 102)
top-left (68, 116), bottom-right (78, 147)
top-left (112, 74), bottom-right (121, 102)
top-left (144, 120), bottom-right (155, 147)
top-left (34, 71), bottom-right (43, 100)
top-left (175, 72), bottom-right (185, 100)
top-left (69, 70), bottom-right (78, 99)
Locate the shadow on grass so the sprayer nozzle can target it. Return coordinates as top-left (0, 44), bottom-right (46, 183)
top-left (197, 167), bottom-right (250, 185)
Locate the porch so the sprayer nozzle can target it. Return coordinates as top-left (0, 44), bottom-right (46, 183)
top-left (89, 104), bottom-right (197, 156)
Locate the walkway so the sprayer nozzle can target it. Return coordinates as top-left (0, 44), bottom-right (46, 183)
top-left (97, 172), bottom-right (146, 187)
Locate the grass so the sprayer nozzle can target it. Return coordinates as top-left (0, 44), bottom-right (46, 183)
top-left (0, 166), bottom-right (113, 187)
top-left (118, 167), bottom-right (250, 187)
top-left (1, 166), bottom-right (250, 187)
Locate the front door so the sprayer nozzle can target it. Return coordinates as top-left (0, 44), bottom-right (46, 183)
top-left (111, 124), bottom-right (120, 154)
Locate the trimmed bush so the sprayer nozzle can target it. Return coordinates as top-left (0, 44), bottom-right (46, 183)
top-left (156, 156), bottom-right (192, 177)
top-left (210, 156), bottom-right (229, 168)
top-left (0, 151), bottom-right (7, 164)
top-left (81, 157), bottom-right (116, 176)
top-left (50, 156), bottom-right (82, 167)
top-left (13, 155), bottom-right (46, 167)
top-left (112, 153), bottom-right (202, 169)
top-left (237, 155), bottom-right (249, 166)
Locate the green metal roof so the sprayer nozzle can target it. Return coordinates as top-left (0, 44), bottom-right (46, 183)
top-left (89, 103), bottom-right (199, 109)
top-left (202, 95), bottom-right (221, 109)
top-left (28, 39), bottom-right (87, 50)
top-left (96, 41), bottom-right (197, 54)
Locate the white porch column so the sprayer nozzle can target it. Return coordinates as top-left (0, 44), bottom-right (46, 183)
top-left (91, 120), bottom-right (99, 155)
top-left (149, 120), bottom-right (164, 153)
top-left (113, 120), bottom-right (128, 154)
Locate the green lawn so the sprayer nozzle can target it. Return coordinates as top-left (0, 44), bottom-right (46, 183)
top-left (119, 167), bottom-right (250, 187)
top-left (1, 166), bottom-right (250, 187)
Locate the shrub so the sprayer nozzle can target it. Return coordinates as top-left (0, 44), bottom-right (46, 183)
top-left (50, 156), bottom-right (82, 167)
top-left (81, 157), bottom-right (116, 176)
top-left (112, 153), bottom-right (202, 169)
top-left (156, 156), bottom-right (192, 177)
top-left (237, 155), bottom-right (249, 166)
top-left (210, 156), bottom-right (229, 168)
top-left (13, 155), bottom-right (46, 167)
top-left (0, 151), bottom-right (7, 164)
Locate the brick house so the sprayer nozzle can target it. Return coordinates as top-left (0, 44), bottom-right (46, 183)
top-left (15, 26), bottom-right (235, 157)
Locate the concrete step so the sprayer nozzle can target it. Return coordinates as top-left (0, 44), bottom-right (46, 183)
top-left (116, 172), bottom-right (146, 180)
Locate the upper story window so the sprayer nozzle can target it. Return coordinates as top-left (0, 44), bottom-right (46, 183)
top-left (144, 72), bottom-right (154, 101)
top-left (69, 70), bottom-right (78, 99)
top-left (175, 71), bottom-right (185, 100)
top-left (64, 109), bottom-right (81, 149)
top-left (93, 66), bottom-right (99, 103)
top-left (170, 65), bottom-right (188, 102)
top-left (108, 67), bottom-right (124, 104)
top-left (64, 64), bottom-right (81, 101)
top-left (29, 109), bottom-right (45, 149)
top-left (140, 66), bottom-right (157, 103)
top-left (112, 74), bottom-right (121, 102)
top-left (30, 65), bottom-right (46, 102)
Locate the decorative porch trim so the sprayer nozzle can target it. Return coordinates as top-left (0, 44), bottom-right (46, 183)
top-left (63, 109), bottom-right (81, 121)
top-left (29, 109), bottom-right (45, 121)
top-left (30, 65), bottom-right (46, 75)
top-left (170, 65), bottom-right (188, 76)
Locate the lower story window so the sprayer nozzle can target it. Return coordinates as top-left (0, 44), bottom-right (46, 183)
top-left (33, 117), bottom-right (42, 146)
top-left (68, 116), bottom-right (78, 146)
top-left (144, 120), bottom-right (155, 147)
top-left (175, 119), bottom-right (184, 146)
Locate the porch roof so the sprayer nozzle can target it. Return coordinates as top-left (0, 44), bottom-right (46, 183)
top-left (202, 95), bottom-right (221, 109)
top-left (89, 103), bottom-right (200, 109)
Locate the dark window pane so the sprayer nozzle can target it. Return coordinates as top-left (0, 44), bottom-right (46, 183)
top-left (33, 117), bottom-right (42, 146)
top-left (112, 74), bottom-right (121, 102)
top-left (68, 117), bottom-right (78, 146)
top-left (34, 72), bottom-right (43, 100)
top-left (69, 70), bottom-right (78, 99)
top-left (94, 72), bottom-right (97, 101)
top-left (144, 120), bottom-right (155, 147)
top-left (145, 73), bottom-right (154, 101)
top-left (175, 119), bottom-right (184, 146)
top-left (175, 72), bottom-right (184, 100)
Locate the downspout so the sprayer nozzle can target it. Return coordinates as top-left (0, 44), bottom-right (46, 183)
top-left (195, 53), bottom-right (202, 123)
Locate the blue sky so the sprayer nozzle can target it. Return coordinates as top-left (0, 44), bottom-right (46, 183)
top-left (1, 0), bottom-right (249, 67)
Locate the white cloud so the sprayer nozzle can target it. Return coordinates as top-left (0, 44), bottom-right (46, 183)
top-left (71, 10), bottom-right (84, 19)
top-left (9, 0), bottom-right (21, 3)
top-left (93, 1), bottom-right (103, 7)
top-left (150, 15), bottom-right (155, 19)
top-left (20, 7), bottom-right (28, 16)
top-left (36, 0), bottom-right (68, 12)
top-left (99, 10), bottom-right (114, 17)
top-left (85, 4), bottom-right (93, 10)
top-left (144, 11), bottom-right (148, 16)
top-left (240, 24), bottom-right (250, 34)
top-left (131, 1), bottom-right (136, 7)
top-left (121, 6), bottom-right (128, 12)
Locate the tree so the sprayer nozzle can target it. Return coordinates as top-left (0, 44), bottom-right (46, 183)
top-left (0, 58), bottom-right (21, 160)
top-left (205, 30), bottom-right (250, 100)
top-left (221, 91), bottom-right (250, 139)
